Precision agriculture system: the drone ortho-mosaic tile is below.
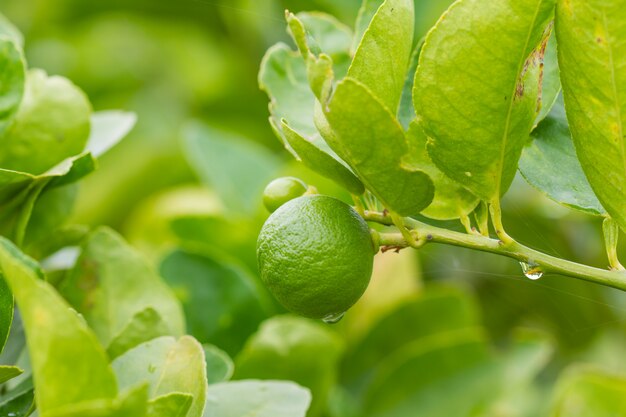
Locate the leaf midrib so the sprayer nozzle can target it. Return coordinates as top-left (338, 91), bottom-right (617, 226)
top-left (495, 0), bottom-right (545, 200)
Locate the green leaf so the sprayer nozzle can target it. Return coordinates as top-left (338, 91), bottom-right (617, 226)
top-left (87, 111), bottom-right (137, 157)
top-left (318, 78), bottom-right (434, 216)
top-left (259, 41), bottom-right (363, 194)
top-left (204, 344), bottom-right (234, 385)
top-left (519, 98), bottom-right (605, 215)
top-left (0, 237), bottom-right (118, 413)
top-left (348, 0), bottom-right (414, 113)
top-left (536, 31), bottom-right (561, 124)
top-left (203, 380), bottom-right (311, 417)
top-left (280, 121), bottom-right (364, 194)
top-left (405, 122), bottom-right (479, 220)
top-left (0, 383), bottom-right (34, 417)
top-left (0, 365), bottom-right (22, 384)
top-left (364, 329), bottom-right (498, 417)
top-left (0, 273), bottom-right (12, 354)
top-left (0, 69), bottom-right (92, 175)
top-left (0, 14), bottom-right (23, 46)
top-left (148, 392), bottom-right (193, 417)
top-left (414, 0), bottom-right (556, 202)
top-left (341, 287), bottom-right (480, 390)
top-left (352, 1), bottom-right (384, 51)
top-left (106, 308), bottom-right (172, 360)
top-left (62, 227), bottom-right (185, 347)
top-left (182, 122), bottom-right (280, 217)
top-left (551, 367), bottom-right (626, 417)
top-left (160, 249), bottom-right (269, 356)
top-left (46, 385), bottom-right (149, 417)
top-left (0, 37), bottom-right (25, 135)
top-left (112, 336), bottom-right (207, 417)
top-left (234, 316), bottom-right (343, 417)
top-left (397, 41), bottom-right (423, 130)
top-left (555, 0), bottom-right (626, 233)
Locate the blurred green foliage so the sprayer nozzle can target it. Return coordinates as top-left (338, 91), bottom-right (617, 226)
top-left (2, 0), bottom-right (626, 416)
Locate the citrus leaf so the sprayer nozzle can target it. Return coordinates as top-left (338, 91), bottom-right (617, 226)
top-left (204, 344), bottom-right (234, 385)
top-left (318, 77), bottom-right (434, 216)
top-left (414, 0), bottom-right (556, 201)
top-left (342, 287), bottom-right (480, 390)
top-left (62, 227), bottom-right (185, 347)
top-left (203, 380), bottom-right (311, 417)
top-left (0, 365), bottom-right (22, 384)
top-left (182, 122), bottom-right (280, 217)
top-left (405, 122), bottom-right (479, 220)
top-left (259, 34), bottom-right (363, 194)
top-left (106, 308), bottom-right (172, 360)
top-left (45, 385), bottom-right (149, 417)
top-left (0, 384), bottom-right (34, 417)
top-left (555, 0), bottom-right (626, 232)
top-left (536, 31), bottom-right (561, 124)
top-left (281, 122), bottom-right (364, 194)
top-left (519, 98), bottom-right (605, 215)
top-left (112, 336), bottom-right (207, 417)
top-left (0, 237), bottom-right (118, 413)
top-left (148, 392), bottom-right (193, 417)
top-left (348, 0), bottom-right (414, 113)
top-left (365, 329), bottom-right (498, 417)
top-left (397, 41), bottom-right (423, 130)
top-left (0, 14), bottom-right (23, 47)
top-left (0, 69), bottom-right (92, 175)
top-left (160, 249), bottom-right (269, 356)
top-left (234, 316), bottom-right (343, 417)
top-left (551, 367), bottom-right (626, 417)
top-left (87, 111), bottom-right (137, 158)
top-left (0, 37), bottom-right (25, 135)
top-left (352, 0), bottom-right (384, 51)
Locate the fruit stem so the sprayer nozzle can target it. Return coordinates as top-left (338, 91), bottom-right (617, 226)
top-left (364, 210), bottom-right (626, 292)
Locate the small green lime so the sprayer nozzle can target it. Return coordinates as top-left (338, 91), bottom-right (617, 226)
top-left (262, 177), bottom-right (308, 213)
top-left (257, 195), bottom-right (374, 319)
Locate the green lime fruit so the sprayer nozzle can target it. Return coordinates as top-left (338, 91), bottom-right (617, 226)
top-left (257, 195), bottom-right (374, 319)
top-left (262, 177), bottom-right (308, 213)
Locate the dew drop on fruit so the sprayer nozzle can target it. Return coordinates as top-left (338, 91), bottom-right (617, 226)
top-left (520, 261), bottom-right (543, 280)
top-left (322, 312), bottom-right (345, 324)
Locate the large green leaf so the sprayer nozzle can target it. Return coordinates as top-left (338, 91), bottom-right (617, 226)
top-left (414, 0), bottom-right (555, 202)
top-left (341, 287), bottom-right (480, 391)
top-left (106, 308), bottom-right (171, 360)
top-left (364, 329), bottom-right (497, 417)
top-left (519, 98), bottom-right (605, 215)
top-left (234, 316), bottom-right (343, 417)
top-left (182, 122), bottom-right (280, 217)
top-left (203, 380), bottom-right (311, 417)
top-left (0, 69), bottom-right (92, 175)
top-left (62, 227), bottom-right (185, 348)
top-left (0, 15), bottom-right (23, 46)
top-left (112, 336), bottom-right (207, 417)
top-left (551, 367), bottom-right (626, 416)
top-left (348, 0), bottom-right (414, 113)
top-left (160, 249), bottom-right (269, 356)
top-left (0, 237), bottom-right (118, 414)
top-left (0, 37), bottom-right (25, 135)
top-left (405, 122), bottom-right (479, 220)
top-left (556, 0), bottom-right (626, 232)
top-left (318, 78), bottom-right (434, 216)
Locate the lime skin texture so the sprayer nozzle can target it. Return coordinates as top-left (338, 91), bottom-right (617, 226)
top-left (257, 195), bottom-right (375, 319)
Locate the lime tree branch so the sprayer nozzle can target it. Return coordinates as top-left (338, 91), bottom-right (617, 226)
top-left (364, 210), bottom-right (626, 292)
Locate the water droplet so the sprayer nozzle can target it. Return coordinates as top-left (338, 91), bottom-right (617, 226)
top-left (520, 261), bottom-right (543, 280)
top-left (322, 312), bottom-right (345, 324)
